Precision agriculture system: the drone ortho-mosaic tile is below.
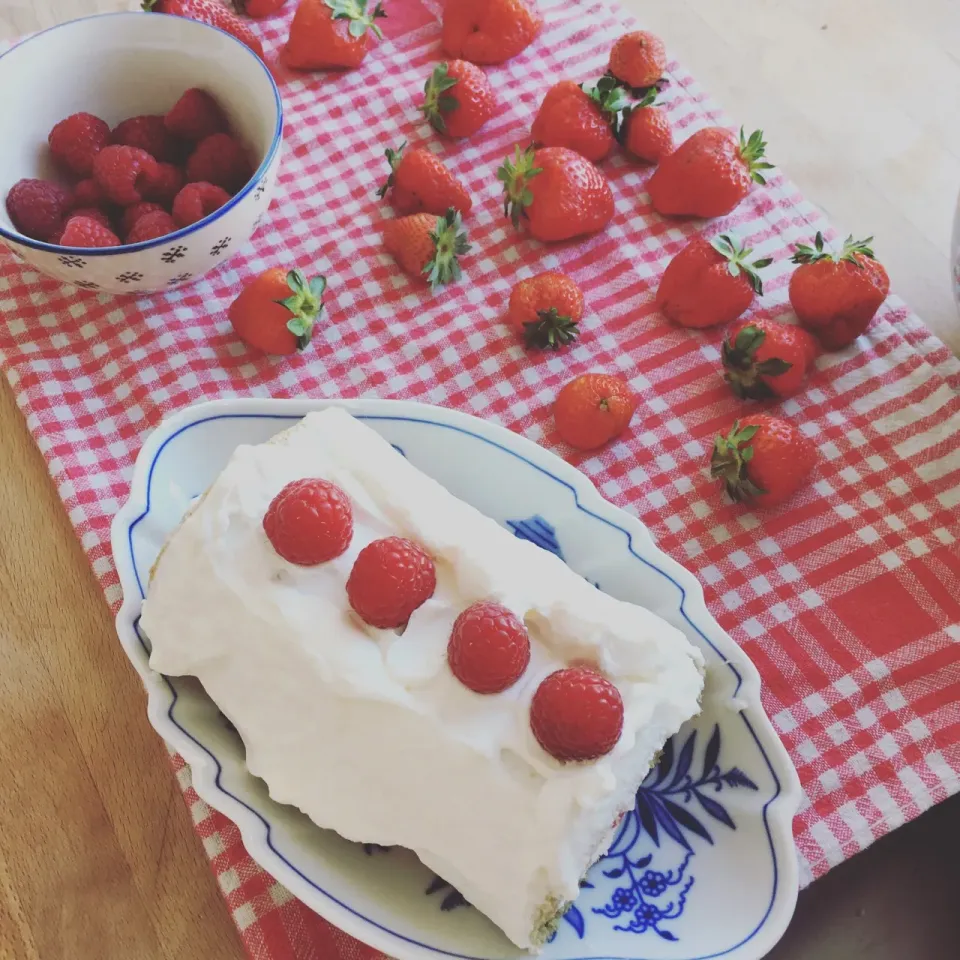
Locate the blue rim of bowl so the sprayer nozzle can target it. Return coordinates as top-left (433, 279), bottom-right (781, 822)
top-left (121, 406), bottom-right (801, 960)
top-left (0, 11), bottom-right (283, 257)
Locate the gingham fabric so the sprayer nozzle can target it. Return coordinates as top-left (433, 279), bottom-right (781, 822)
top-left (2, 1), bottom-right (960, 956)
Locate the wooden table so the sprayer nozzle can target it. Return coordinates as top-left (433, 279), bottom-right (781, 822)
top-left (0, 3), bottom-right (958, 959)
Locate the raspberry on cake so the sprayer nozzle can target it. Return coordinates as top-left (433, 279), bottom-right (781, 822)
top-left (346, 536), bottom-right (437, 628)
top-left (264, 477), bottom-right (354, 565)
top-left (140, 407), bottom-right (705, 951)
top-left (448, 600), bottom-right (531, 694)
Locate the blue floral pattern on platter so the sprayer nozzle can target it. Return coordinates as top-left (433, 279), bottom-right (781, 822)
top-left (507, 514), bottom-right (564, 556)
top-left (115, 403), bottom-right (800, 960)
top-left (356, 515), bottom-right (759, 945)
top-left (359, 718), bottom-right (757, 944)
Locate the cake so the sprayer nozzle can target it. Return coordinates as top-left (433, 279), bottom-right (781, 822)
top-left (140, 407), bottom-right (705, 950)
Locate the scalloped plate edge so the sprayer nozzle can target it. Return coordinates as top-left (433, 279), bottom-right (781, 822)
top-left (110, 397), bottom-right (802, 960)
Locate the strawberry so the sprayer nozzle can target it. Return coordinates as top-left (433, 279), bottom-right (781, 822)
top-left (236, 0), bottom-right (287, 17)
top-left (656, 234), bottom-right (772, 329)
top-left (143, 0), bottom-right (265, 59)
top-left (619, 88), bottom-right (673, 163)
top-left (507, 271), bottom-right (584, 349)
top-left (530, 666), bottom-right (624, 763)
top-left (421, 60), bottom-right (495, 138)
top-left (608, 30), bottom-right (667, 90)
top-left (648, 127), bottom-right (773, 218)
top-left (497, 145), bottom-right (614, 243)
top-left (48, 112), bottom-right (111, 178)
top-left (382, 208), bottom-right (470, 290)
top-left (377, 142), bottom-right (472, 216)
top-left (711, 415), bottom-right (816, 509)
top-left (346, 536), bottom-right (436, 629)
top-left (263, 478), bottom-right (354, 565)
top-left (283, 0), bottom-right (386, 71)
top-left (164, 89), bottom-right (228, 142)
top-left (442, 0), bottom-right (542, 65)
top-left (788, 232), bottom-right (890, 350)
top-left (553, 372), bottom-right (636, 450)
top-left (228, 267), bottom-right (327, 354)
top-left (530, 77), bottom-right (629, 163)
top-left (722, 319), bottom-right (818, 400)
top-left (447, 601), bottom-right (530, 694)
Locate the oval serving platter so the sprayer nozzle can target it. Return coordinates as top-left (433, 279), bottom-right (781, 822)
top-left (111, 397), bottom-right (802, 960)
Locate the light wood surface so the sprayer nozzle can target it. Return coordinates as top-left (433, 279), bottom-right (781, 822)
top-left (0, 3), bottom-right (957, 960)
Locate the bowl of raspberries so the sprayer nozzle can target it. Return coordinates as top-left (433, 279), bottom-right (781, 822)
top-left (0, 11), bottom-right (282, 294)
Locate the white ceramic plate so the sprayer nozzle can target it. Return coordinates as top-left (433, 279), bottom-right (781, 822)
top-left (111, 398), bottom-right (802, 960)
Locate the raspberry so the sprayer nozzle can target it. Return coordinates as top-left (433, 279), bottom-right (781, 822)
top-left (140, 162), bottom-right (184, 206)
top-left (186, 133), bottom-right (252, 193)
top-left (126, 210), bottom-right (177, 244)
top-left (121, 202), bottom-right (166, 237)
top-left (112, 114), bottom-right (177, 162)
top-left (48, 112), bottom-right (110, 177)
top-left (60, 216), bottom-right (120, 248)
top-left (68, 207), bottom-right (113, 231)
top-left (171, 181), bottom-right (231, 227)
top-left (164, 88), bottom-right (228, 142)
top-left (530, 666), bottom-right (624, 763)
top-left (347, 537), bottom-right (436, 629)
top-left (448, 601), bottom-right (530, 694)
top-left (72, 178), bottom-right (107, 208)
top-left (262, 479), bottom-right (354, 565)
top-left (5, 178), bottom-right (71, 241)
top-left (92, 145), bottom-right (160, 206)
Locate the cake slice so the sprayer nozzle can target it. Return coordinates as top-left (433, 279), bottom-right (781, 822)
top-left (140, 407), bottom-right (705, 950)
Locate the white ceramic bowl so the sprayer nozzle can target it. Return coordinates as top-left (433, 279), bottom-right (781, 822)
top-left (0, 12), bottom-right (282, 295)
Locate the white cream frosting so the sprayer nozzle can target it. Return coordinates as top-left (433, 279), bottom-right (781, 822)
top-left (141, 407), bottom-right (705, 950)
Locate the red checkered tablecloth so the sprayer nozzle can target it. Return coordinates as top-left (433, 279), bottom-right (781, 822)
top-left (2, 1), bottom-right (960, 957)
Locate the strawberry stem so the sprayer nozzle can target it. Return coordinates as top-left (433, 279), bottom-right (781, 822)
top-left (523, 308), bottom-right (579, 350)
top-left (738, 127), bottom-right (774, 185)
top-left (721, 324), bottom-right (792, 400)
top-left (710, 420), bottom-right (768, 502)
top-left (581, 76), bottom-right (631, 135)
top-left (709, 233), bottom-right (773, 296)
top-left (421, 63), bottom-right (459, 134)
top-left (424, 208), bottom-right (470, 291)
top-left (273, 269), bottom-right (327, 351)
top-left (325, 0), bottom-right (387, 41)
top-left (496, 145), bottom-right (543, 229)
top-left (602, 70), bottom-right (669, 99)
top-left (377, 141), bottom-right (405, 199)
top-left (790, 231), bottom-right (877, 267)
